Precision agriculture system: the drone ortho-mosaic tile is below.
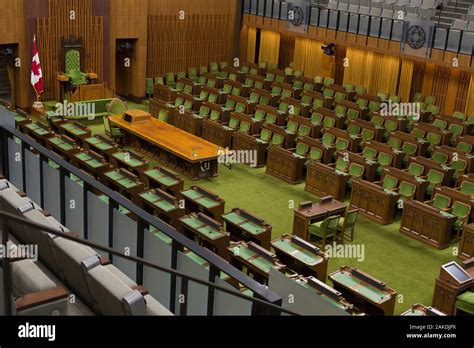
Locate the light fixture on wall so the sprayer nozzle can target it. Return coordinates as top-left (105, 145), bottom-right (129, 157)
top-left (117, 41), bottom-right (133, 52)
top-left (321, 43), bottom-right (336, 56)
top-left (0, 46), bottom-right (14, 57)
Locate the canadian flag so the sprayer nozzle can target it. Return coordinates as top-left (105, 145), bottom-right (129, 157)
top-left (31, 35), bottom-right (44, 98)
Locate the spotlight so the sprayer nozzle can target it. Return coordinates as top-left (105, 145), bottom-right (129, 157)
top-left (321, 43), bottom-right (336, 56)
top-left (0, 46), bottom-right (14, 57)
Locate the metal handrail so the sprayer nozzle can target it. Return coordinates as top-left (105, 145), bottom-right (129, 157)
top-left (0, 117), bottom-right (283, 310)
top-left (0, 210), bottom-right (299, 316)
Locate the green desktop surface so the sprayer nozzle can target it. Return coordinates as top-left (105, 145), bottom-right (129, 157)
top-left (272, 239), bottom-right (320, 266)
top-left (331, 271), bottom-right (389, 304)
top-left (62, 123), bottom-right (87, 135)
top-left (229, 245), bottom-right (275, 273)
top-left (113, 152), bottom-right (144, 167)
top-left (223, 211), bottom-right (247, 225)
top-left (105, 171), bottom-right (123, 181)
top-left (297, 279), bottom-right (347, 310)
top-left (181, 189), bottom-right (202, 200)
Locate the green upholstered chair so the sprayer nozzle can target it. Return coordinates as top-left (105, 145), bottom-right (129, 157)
top-left (452, 111), bottom-right (466, 121)
top-left (308, 147), bottom-right (323, 162)
top-left (259, 96), bottom-right (270, 106)
top-left (196, 89), bottom-right (209, 102)
top-left (385, 120), bottom-right (399, 134)
top-left (294, 142), bottom-right (309, 158)
top-left (282, 89), bottom-right (292, 99)
top-left (324, 78), bottom-right (334, 86)
top-left (313, 98), bottom-right (325, 109)
top-left (301, 94), bottom-right (312, 106)
top-left (210, 110), bottom-right (221, 121)
top-left (210, 62), bottom-right (219, 75)
top-left (249, 92), bottom-right (260, 104)
top-left (173, 81), bottom-right (184, 92)
top-left (407, 162), bottom-right (424, 177)
top-left (338, 209), bottom-right (359, 242)
top-left (378, 152), bottom-right (393, 168)
top-left (146, 78), bottom-right (154, 98)
top-left (228, 117), bottom-right (240, 130)
top-left (425, 104), bottom-right (439, 115)
top-left (183, 100), bottom-right (193, 110)
top-left (377, 91), bottom-right (388, 101)
top-left (158, 109), bottom-right (169, 123)
top-left (265, 113), bottom-right (277, 125)
top-left (399, 181), bottom-right (416, 200)
top-left (103, 116), bottom-right (124, 142)
top-left (334, 91), bottom-right (346, 102)
top-left (275, 75), bottom-right (285, 83)
top-left (451, 201), bottom-right (471, 236)
top-left (426, 132), bottom-right (442, 153)
top-left (155, 76), bottom-right (164, 85)
top-left (460, 181), bottom-right (474, 195)
top-left (165, 73), bottom-right (176, 88)
top-left (265, 72), bottom-right (275, 82)
top-left (431, 193), bottom-right (451, 211)
top-left (293, 79), bottom-right (304, 89)
top-left (424, 95), bottom-right (435, 105)
top-left (259, 61), bottom-right (268, 69)
top-left (361, 129), bottom-right (375, 143)
top-left (298, 125), bottom-right (311, 138)
top-left (308, 215), bottom-right (341, 249)
top-left (455, 292), bottom-right (474, 315)
top-left (235, 103), bottom-right (246, 113)
top-left (344, 84), bottom-right (355, 92)
top-left (346, 109), bottom-right (359, 121)
top-left (222, 84), bottom-right (233, 95)
top-left (448, 124), bottom-right (464, 143)
top-left (335, 157), bottom-right (349, 172)
top-left (286, 120), bottom-right (299, 134)
top-left (107, 99), bottom-right (128, 116)
top-left (322, 133), bottom-right (335, 147)
top-left (208, 93), bottom-right (218, 103)
top-left (323, 116), bottom-right (336, 129)
top-left (294, 70), bottom-right (303, 78)
top-left (335, 105), bottom-right (346, 116)
top-left (411, 127), bottom-right (425, 139)
top-left (356, 98), bottom-right (368, 109)
top-left (200, 66), bottom-right (208, 75)
top-left (382, 175), bottom-right (398, 191)
top-left (433, 119), bottom-right (448, 130)
top-left (183, 84), bottom-right (193, 94)
top-left (207, 79), bottom-right (217, 88)
top-left (347, 163), bottom-right (365, 187)
top-left (335, 138), bottom-right (349, 152)
top-left (355, 86), bottom-right (366, 96)
top-left (239, 121), bottom-right (251, 134)
top-left (387, 136), bottom-right (402, 149)
top-left (431, 151), bottom-right (448, 164)
top-left (372, 115), bottom-right (384, 128)
top-left (240, 65), bottom-right (250, 74)
top-left (177, 71), bottom-right (186, 79)
top-left (220, 62), bottom-right (228, 70)
top-left (456, 141), bottom-right (472, 154)
top-left (65, 49), bottom-right (87, 86)
top-left (259, 128), bottom-right (272, 143)
top-left (426, 170), bottom-right (444, 196)
top-left (314, 75), bottom-right (323, 84)
top-left (278, 102), bottom-right (289, 113)
top-left (402, 142), bottom-right (418, 158)
top-left (311, 112), bottom-right (323, 124)
top-left (323, 88), bottom-right (335, 99)
top-left (285, 67), bottom-right (294, 76)
top-left (254, 80), bottom-right (264, 89)
top-left (271, 133), bottom-right (285, 146)
top-left (271, 86), bottom-right (282, 97)
top-left (347, 124), bottom-right (361, 137)
top-left (389, 95), bottom-right (399, 103)
top-left (362, 147), bottom-right (377, 160)
top-left (174, 97), bottom-right (184, 107)
top-left (197, 106), bottom-right (210, 119)
top-left (451, 159), bottom-right (467, 182)
top-left (197, 75), bottom-right (207, 85)
top-left (303, 83), bottom-right (314, 92)
top-left (253, 110), bottom-right (266, 122)
top-left (232, 87), bottom-right (241, 96)
top-left (413, 92), bottom-right (423, 103)
top-left (188, 67), bottom-right (199, 82)
top-left (368, 101), bottom-right (381, 113)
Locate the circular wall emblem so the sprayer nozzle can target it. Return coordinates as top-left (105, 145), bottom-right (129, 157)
top-left (289, 6), bottom-right (305, 27)
top-left (407, 25), bottom-right (426, 49)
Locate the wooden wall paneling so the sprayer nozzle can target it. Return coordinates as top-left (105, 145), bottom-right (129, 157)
top-left (430, 65), bottom-right (450, 112)
top-left (455, 71), bottom-right (470, 114)
top-left (410, 61), bottom-right (425, 101)
top-left (444, 68), bottom-right (461, 115)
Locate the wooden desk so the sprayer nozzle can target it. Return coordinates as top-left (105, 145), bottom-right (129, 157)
top-left (266, 145), bottom-right (306, 184)
top-left (110, 150), bottom-right (149, 176)
top-left (271, 234), bottom-right (328, 282)
top-left (138, 188), bottom-right (184, 228)
top-left (433, 145), bottom-right (474, 174)
top-left (389, 131), bottom-right (429, 157)
top-left (305, 162), bottom-right (350, 202)
top-left (349, 119), bottom-right (385, 142)
top-left (201, 119), bottom-right (235, 148)
top-left (293, 199), bottom-right (347, 241)
top-left (412, 122), bottom-right (453, 146)
top-left (178, 213), bottom-right (229, 260)
top-left (227, 241), bottom-right (285, 284)
top-left (326, 128), bottom-right (362, 153)
top-left (180, 185), bottom-right (225, 222)
top-left (109, 114), bottom-right (220, 180)
top-left (45, 135), bottom-right (80, 161)
top-left (400, 199), bottom-right (456, 249)
top-left (459, 223), bottom-right (474, 260)
top-left (71, 150), bottom-right (111, 179)
top-left (100, 169), bottom-right (145, 202)
top-left (295, 276), bottom-right (354, 313)
top-left (58, 122), bottom-right (92, 146)
top-left (153, 84), bottom-right (174, 103)
top-left (22, 121), bottom-right (54, 145)
top-left (141, 166), bottom-right (184, 196)
top-left (432, 260), bottom-right (474, 315)
top-left (171, 110), bottom-right (203, 136)
top-left (340, 152), bottom-right (379, 182)
top-left (408, 156), bottom-right (454, 186)
top-left (83, 135), bottom-right (119, 160)
top-left (364, 141), bottom-right (405, 169)
top-left (350, 179), bottom-right (400, 225)
top-left (222, 208), bottom-right (272, 249)
top-left (329, 266), bottom-right (397, 316)
top-left (381, 167), bottom-right (429, 201)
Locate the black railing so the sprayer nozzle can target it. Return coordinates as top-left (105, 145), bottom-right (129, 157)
top-left (0, 107), bottom-right (285, 316)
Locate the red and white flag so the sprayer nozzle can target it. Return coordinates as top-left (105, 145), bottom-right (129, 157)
top-left (31, 35), bottom-right (44, 98)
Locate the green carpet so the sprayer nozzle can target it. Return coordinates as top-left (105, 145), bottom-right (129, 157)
top-left (67, 101), bottom-right (457, 315)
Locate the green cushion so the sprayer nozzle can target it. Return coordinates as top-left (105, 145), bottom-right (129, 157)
top-left (456, 292), bottom-right (474, 314)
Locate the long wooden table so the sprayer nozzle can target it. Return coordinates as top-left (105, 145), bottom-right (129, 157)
top-left (109, 114), bottom-right (221, 180)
